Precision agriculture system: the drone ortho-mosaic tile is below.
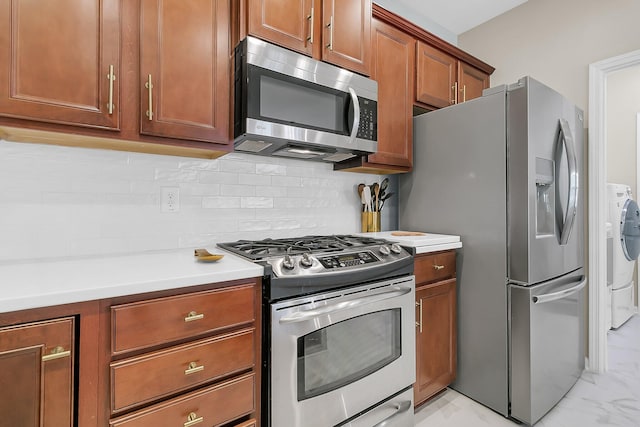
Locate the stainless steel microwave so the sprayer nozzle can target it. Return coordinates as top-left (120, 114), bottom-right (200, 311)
top-left (233, 37), bottom-right (378, 163)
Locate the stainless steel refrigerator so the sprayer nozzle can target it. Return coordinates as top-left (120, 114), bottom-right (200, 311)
top-left (399, 77), bottom-right (585, 425)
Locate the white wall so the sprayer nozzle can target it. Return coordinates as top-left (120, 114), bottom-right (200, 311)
top-left (606, 65), bottom-right (640, 194)
top-left (458, 0), bottom-right (640, 118)
top-left (0, 140), bottom-right (396, 262)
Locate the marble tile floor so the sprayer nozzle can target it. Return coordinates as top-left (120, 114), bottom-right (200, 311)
top-left (415, 314), bottom-right (640, 427)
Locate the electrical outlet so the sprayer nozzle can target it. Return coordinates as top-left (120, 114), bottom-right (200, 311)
top-left (161, 187), bottom-right (180, 212)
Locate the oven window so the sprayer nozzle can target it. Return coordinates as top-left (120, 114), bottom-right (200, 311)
top-left (296, 309), bottom-right (401, 401)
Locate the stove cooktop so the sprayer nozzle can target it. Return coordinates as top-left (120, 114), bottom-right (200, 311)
top-left (218, 235), bottom-right (413, 302)
top-left (217, 234), bottom-right (388, 261)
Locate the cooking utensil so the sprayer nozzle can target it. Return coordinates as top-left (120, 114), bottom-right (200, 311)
top-left (363, 185), bottom-right (371, 212)
top-left (372, 183), bottom-right (380, 212)
top-left (357, 183), bottom-right (366, 211)
top-left (379, 192), bottom-right (394, 211)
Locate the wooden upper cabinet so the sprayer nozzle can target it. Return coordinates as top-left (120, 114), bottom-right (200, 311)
top-left (416, 41), bottom-right (490, 109)
top-left (140, 0), bottom-right (231, 144)
top-left (458, 61), bottom-right (490, 103)
top-left (321, 0), bottom-right (371, 75)
top-left (416, 41), bottom-right (457, 108)
top-left (367, 18), bottom-right (413, 169)
top-left (0, 0), bottom-right (120, 129)
top-left (246, 0), bottom-right (371, 75)
top-left (0, 317), bottom-right (75, 427)
top-left (247, 0), bottom-right (313, 56)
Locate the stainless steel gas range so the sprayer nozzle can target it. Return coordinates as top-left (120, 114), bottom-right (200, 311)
top-left (217, 235), bottom-right (416, 427)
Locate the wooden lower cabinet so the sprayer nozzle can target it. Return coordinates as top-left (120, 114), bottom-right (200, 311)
top-left (108, 280), bottom-right (261, 426)
top-left (413, 251), bottom-right (457, 407)
top-left (0, 317), bottom-right (75, 427)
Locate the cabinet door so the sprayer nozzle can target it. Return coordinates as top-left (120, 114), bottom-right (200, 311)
top-left (322, 0), bottom-right (371, 75)
top-left (458, 61), bottom-right (490, 103)
top-left (0, 317), bottom-right (75, 427)
top-left (415, 41), bottom-right (457, 109)
top-left (0, 0), bottom-right (120, 129)
top-left (140, 0), bottom-right (231, 144)
top-left (248, 0), bottom-right (314, 56)
top-left (367, 18), bottom-right (413, 168)
top-left (415, 278), bottom-right (456, 406)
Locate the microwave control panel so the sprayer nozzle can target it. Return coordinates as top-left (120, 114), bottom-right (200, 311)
top-left (357, 98), bottom-right (377, 141)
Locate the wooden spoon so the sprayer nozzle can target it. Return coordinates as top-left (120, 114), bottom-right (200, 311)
top-left (372, 183), bottom-right (380, 212)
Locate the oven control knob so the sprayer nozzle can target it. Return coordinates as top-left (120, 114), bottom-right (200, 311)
top-left (379, 245), bottom-right (391, 256)
top-left (390, 243), bottom-right (403, 254)
top-left (300, 253), bottom-right (313, 268)
top-left (282, 255), bottom-right (295, 270)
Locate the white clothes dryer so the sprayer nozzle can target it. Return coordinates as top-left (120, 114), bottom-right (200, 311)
top-left (607, 183), bottom-right (638, 328)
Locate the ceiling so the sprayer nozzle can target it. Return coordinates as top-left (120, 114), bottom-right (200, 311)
top-left (393, 0), bottom-right (529, 35)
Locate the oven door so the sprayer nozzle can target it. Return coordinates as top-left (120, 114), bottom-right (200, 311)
top-left (270, 276), bottom-right (415, 427)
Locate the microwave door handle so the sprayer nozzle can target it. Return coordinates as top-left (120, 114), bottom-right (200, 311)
top-left (557, 118), bottom-right (579, 245)
top-left (348, 87), bottom-right (360, 144)
top-left (278, 286), bottom-right (411, 324)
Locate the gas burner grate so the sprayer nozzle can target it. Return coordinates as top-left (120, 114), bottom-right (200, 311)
top-left (217, 235), bottom-right (387, 260)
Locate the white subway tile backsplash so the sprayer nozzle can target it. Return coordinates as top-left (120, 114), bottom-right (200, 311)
top-left (0, 139), bottom-right (396, 262)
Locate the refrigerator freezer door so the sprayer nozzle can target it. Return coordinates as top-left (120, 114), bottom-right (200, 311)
top-left (507, 77), bottom-right (584, 285)
top-left (509, 268), bottom-right (586, 425)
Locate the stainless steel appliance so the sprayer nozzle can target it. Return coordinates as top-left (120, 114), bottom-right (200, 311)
top-left (217, 235), bottom-right (415, 427)
top-left (399, 77), bottom-right (585, 425)
top-left (233, 37), bottom-right (377, 162)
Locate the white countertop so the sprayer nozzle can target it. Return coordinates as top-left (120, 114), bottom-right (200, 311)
top-left (0, 249), bottom-right (263, 314)
top-left (358, 231), bottom-right (462, 254)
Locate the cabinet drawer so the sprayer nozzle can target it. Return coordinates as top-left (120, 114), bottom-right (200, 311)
top-left (110, 373), bottom-right (255, 427)
top-left (414, 251), bottom-right (456, 284)
top-left (112, 284), bottom-right (255, 354)
top-left (111, 328), bottom-right (255, 413)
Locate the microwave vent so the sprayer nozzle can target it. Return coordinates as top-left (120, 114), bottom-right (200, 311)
top-left (236, 140), bottom-right (273, 153)
top-left (323, 152), bottom-right (356, 162)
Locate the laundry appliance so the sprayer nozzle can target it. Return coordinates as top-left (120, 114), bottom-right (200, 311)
top-left (606, 183), bottom-right (639, 328)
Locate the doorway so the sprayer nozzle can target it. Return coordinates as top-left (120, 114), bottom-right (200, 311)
top-left (588, 49), bottom-right (640, 373)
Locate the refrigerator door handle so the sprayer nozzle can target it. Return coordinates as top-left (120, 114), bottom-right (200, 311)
top-left (532, 278), bottom-right (586, 304)
top-left (556, 118), bottom-right (579, 245)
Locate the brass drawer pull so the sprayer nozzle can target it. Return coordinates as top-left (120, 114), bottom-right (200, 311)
top-left (415, 300), bottom-right (423, 333)
top-left (184, 311), bottom-right (204, 322)
top-left (184, 412), bottom-right (203, 427)
top-left (433, 264), bottom-right (445, 270)
top-left (42, 346), bottom-right (71, 362)
top-left (326, 15), bottom-right (333, 50)
top-left (307, 8), bottom-right (314, 44)
top-left (106, 64), bottom-right (116, 114)
top-left (145, 74), bottom-right (154, 120)
top-left (185, 361), bottom-right (204, 375)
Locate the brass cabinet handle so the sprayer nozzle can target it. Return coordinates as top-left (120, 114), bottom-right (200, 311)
top-left (433, 264), bottom-right (445, 270)
top-left (184, 311), bottom-right (204, 322)
top-left (184, 361), bottom-right (204, 375)
top-left (42, 346), bottom-right (71, 362)
top-left (307, 8), bottom-right (314, 44)
top-left (145, 74), bottom-right (154, 121)
top-left (415, 300), bottom-right (423, 333)
top-left (462, 84), bottom-right (466, 102)
top-left (326, 15), bottom-right (333, 50)
top-left (452, 81), bottom-right (458, 104)
top-left (106, 64), bottom-right (116, 115)
top-left (184, 412), bottom-right (203, 427)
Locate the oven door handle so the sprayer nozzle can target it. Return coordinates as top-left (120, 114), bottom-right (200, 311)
top-left (278, 286), bottom-right (412, 324)
top-left (372, 399), bottom-right (412, 427)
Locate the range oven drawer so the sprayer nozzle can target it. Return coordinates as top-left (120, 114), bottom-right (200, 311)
top-left (110, 328), bottom-right (254, 413)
